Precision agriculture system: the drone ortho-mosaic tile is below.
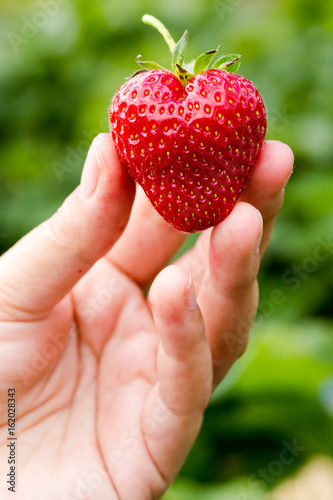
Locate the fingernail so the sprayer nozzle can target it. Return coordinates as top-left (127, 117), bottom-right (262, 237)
top-left (254, 212), bottom-right (263, 254)
top-left (80, 137), bottom-right (101, 199)
top-left (184, 270), bottom-right (197, 311)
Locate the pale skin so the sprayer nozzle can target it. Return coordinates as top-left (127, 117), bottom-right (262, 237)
top-left (0, 134), bottom-right (293, 499)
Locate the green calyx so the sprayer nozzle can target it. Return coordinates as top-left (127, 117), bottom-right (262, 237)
top-left (136, 14), bottom-right (241, 86)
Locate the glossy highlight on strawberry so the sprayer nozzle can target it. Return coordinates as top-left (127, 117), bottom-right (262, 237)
top-left (110, 15), bottom-right (267, 232)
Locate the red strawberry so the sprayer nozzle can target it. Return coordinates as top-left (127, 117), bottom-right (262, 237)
top-left (110, 15), bottom-right (267, 232)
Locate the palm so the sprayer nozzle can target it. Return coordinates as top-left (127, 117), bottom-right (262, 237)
top-left (3, 261), bottom-right (168, 499)
top-left (0, 136), bottom-right (293, 500)
top-left (1, 252), bottom-right (202, 499)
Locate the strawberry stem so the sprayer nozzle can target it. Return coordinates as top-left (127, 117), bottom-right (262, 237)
top-left (175, 64), bottom-right (193, 85)
top-left (171, 30), bottom-right (188, 72)
top-left (142, 14), bottom-right (176, 53)
top-left (138, 15), bottom-right (242, 86)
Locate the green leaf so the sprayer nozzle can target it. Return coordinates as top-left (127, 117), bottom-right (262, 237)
top-left (125, 69), bottom-right (148, 81)
top-left (136, 55), bottom-right (166, 71)
top-left (212, 54), bottom-right (241, 72)
top-left (171, 30), bottom-right (188, 72)
top-left (175, 64), bottom-right (194, 86)
top-left (193, 49), bottom-right (218, 74)
top-left (184, 59), bottom-right (195, 74)
top-left (225, 58), bottom-right (241, 73)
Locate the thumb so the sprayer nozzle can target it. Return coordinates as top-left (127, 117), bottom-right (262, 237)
top-left (0, 133), bottom-right (135, 320)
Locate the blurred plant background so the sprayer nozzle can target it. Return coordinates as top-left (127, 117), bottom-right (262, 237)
top-left (1, 0), bottom-right (333, 498)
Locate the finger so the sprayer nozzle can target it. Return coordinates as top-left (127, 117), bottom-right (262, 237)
top-left (0, 134), bottom-right (135, 320)
top-left (108, 186), bottom-right (187, 288)
top-left (175, 140), bottom-right (294, 288)
top-left (197, 202), bottom-right (263, 386)
top-left (144, 265), bottom-right (212, 479)
top-left (110, 140), bottom-right (293, 289)
top-left (241, 140), bottom-right (294, 255)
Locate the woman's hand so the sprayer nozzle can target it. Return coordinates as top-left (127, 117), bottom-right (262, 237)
top-left (0, 134), bottom-right (293, 499)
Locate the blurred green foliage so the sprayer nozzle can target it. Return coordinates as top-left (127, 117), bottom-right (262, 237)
top-left (1, 0), bottom-right (333, 497)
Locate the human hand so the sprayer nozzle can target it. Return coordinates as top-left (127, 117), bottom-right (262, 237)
top-left (0, 134), bottom-right (293, 499)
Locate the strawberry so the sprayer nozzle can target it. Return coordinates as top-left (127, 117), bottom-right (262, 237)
top-left (110, 15), bottom-right (267, 232)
